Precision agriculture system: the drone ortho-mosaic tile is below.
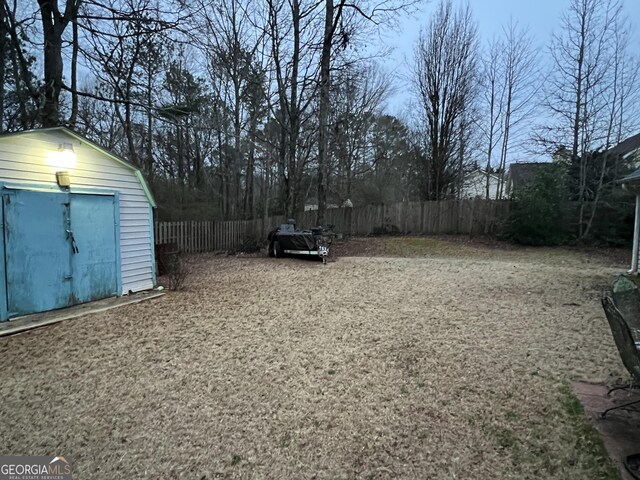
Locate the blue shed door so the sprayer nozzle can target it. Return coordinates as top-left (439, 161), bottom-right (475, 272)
top-left (2, 189), bottom-right (118, 318)
top-left (3, 189), bottom-right (73, 316)
top-left (69, 193), bottom-right (118, 303)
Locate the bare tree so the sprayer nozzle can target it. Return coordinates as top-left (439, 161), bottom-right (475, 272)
top-left (479, 37), bottom-right (505, 199)
top-left (544, 0), bottom-right (622, 237)
top-left (413, 0), bottom-right (478, 200)
top-left (266, 0), bottom-right (319, 218)
top-left (581, 14), bottom-right (640, 238)
top-left (201, 0), bottom-right (267, 219)
top-left (330, 62), bottom-right (390, 203)
top-left (495, 20), bottom-right (539, 199)
top-left (2, 1), bottom-right (39, 130)
top-left (316, 0), bottom-right (417, 224)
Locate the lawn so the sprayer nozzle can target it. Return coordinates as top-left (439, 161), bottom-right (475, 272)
top-left (0, 236), bottom-right (629, 479)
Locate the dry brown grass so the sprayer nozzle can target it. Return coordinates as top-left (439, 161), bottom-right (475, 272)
top-left (0, 237), bottom-right (629, 479)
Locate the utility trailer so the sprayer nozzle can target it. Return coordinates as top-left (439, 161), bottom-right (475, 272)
top-left (267, 219), bottom-right (335, 264)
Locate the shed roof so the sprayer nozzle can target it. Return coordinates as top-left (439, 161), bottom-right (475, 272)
top-left (0, 127), bottom-right (156, 207)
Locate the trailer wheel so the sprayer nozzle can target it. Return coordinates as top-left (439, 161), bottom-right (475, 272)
top-left (272, 240), bottom-right (283, 258)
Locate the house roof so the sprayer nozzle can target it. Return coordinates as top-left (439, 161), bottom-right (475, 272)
top-left (0, 126), bottom-right (156, 207)
top-left (464, 168), bottom-right (500, 181)
top-left (606, 132), bottom-right (640, 159)
top-left (507, 162), bottom-right (553, 190)
top-left (618, 168), bottom-right (640, 185)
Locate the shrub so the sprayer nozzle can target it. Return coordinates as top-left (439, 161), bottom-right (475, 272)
top-left (502, 164), bottom-right (572, 246)
top-left (372, 222), bottom-right (400, 236)
top-left (166, 253), bottom-right (189, 291)
top-left (234, 235), bottom-right (263, 254)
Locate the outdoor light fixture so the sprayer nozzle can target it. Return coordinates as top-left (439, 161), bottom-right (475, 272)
top-left (56, 171), bottom-right (71, 188)
top-left (48, 142), bottom-right (77, 171)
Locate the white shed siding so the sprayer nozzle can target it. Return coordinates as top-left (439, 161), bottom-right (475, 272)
top-left (0, 130), bottom-right (154, 295)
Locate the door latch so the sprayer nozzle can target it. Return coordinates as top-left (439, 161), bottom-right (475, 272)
top-left (66, 229), bottom-right (79, 254)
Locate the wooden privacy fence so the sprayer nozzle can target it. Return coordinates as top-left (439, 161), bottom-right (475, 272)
top-left (154, 199), bottom-right (511, 254)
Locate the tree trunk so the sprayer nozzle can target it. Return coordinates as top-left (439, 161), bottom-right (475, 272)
top-left (497, 84), bottom-right (512, 199)
top-left (244, 120), bottom-right (256, 219)
top-left (286, 0), bottom-right (300, 219)
top-left (216, 126), bottom-right (226, 217)
top-left (68, 9), bottom-right (78, 128)
top-left (572, 10), bottom-right (586, 238)
top-left (316, 0), bottom-right (334, 225)
top-left (457, 117), bottom-right (465, 199)
top-left (0, 3), bottom-right (5, 132)
top-left (262, 145), bottom-right (271, 237)
top-left (124, 97), bottom-right (138, 165)
top-left (39, 1), bottom-right (64, 127)
top-left (233, 75), bottom-right (242, 216)
top-left (146, 61), bottom-right (154, 183)
top-left (485, 80), bottom-right (496, 200)
top-left (38, 0), bottom-right (77, 127)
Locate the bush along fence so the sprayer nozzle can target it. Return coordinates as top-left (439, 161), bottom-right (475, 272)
top-left (154, 198), bottom-right (511, 254)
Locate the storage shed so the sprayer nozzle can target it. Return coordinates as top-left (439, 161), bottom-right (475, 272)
top-left (0, 127), bottom-right (156, 321)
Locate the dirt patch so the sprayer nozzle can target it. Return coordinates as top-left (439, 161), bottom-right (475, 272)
top-left (0, 243), bottom-right (629, 479)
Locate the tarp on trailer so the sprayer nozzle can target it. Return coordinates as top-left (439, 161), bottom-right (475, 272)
top-left (274, 231), bottom-right (318, 251)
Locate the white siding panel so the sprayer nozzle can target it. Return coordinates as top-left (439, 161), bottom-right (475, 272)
top-left (0, 131), bottom-right (154, 295)
top-left (124, 279), bottom-right (155, 294)
top-left (121, 235), bottom-right (151, 244)
top-left (122, 248), bottom-right (153, 260)
top-left (121, 212), bottom-right (153, 222)
top-left (121, 258), bottom-right (152, 269)
top-left (0, 153), bottom-right (142, 181)
top-left (122, 271), bottom-right (154, 284)
top-left (121, 226), bottom-right (150, 235)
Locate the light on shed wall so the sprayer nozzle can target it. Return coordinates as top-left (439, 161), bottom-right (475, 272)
top-left (56, 171), bottom-right (71, 188)
top-left (47, 143), bottom-right (77, 170)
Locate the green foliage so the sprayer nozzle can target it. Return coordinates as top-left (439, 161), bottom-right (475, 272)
top-left (503, 164), bottom-right (572, 246)
top-left (563, 149), bottom-right (635, 244)
top-left (586, 188), bottom-right (635, 246)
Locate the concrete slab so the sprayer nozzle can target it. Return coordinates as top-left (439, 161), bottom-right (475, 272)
top-left (574, 382), bottom-right (640, 480)
top-left (0, 290), bottom-right (166, 337)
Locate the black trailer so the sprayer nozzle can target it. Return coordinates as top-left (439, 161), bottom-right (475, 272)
top-left (267, 219), bottom-right (335, 263)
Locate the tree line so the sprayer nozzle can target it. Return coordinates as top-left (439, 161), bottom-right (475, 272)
top-left (2, 0), bottom-right (639, 241)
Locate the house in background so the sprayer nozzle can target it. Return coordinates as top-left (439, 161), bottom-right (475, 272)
top-left (609, 132), bottom-right (640, 168)
top-left (460, 169), bottom-right (505, 199)
top-left (304, 203), bottom-right (339, 211)
top-left (613, 132), bottom-right (640, 273)
top-left (0, 127), bottom-right (156, 321)
top-left (505, 162), bottom-right (555, 197)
